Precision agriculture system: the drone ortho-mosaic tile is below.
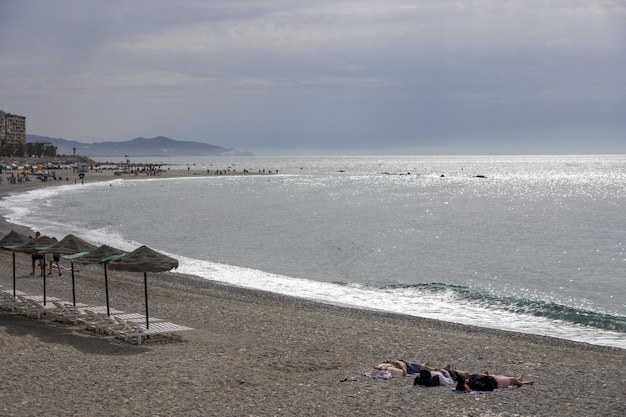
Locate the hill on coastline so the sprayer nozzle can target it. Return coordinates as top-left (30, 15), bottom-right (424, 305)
top-left (26, 135), bottom-right (254, 157)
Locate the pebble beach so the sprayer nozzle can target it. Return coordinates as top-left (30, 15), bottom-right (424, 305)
top-left (1, 169), bottom-right (624, 417)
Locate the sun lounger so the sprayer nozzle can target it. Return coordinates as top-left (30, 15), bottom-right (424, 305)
top-left (2, 289), bottom-right (193, 345)
top-left (111, 312), bottom-right (164, 324)
top-left (19, 295), bottom-right (56, 302)
top-left (1, 291), bottom-right (44, 315)
top-left (19, 295), bottom-right (65, 318)
top-left (78, 310), bottom-right (112, 333)
top-left (76, 306), bottom-right (124, 315)
top-left (76, 310), bottom-right (138, 335)
top-left (113, 316), bottom-right (143, 335)
top-left (96, 315), bottom-right (127, 335)
top-left (0, 291), bottom-right (21, 312)
top-left (1, 289), bottom-right (27, 297)
top-left (50, 301), bottom-right (88, 323)
top-left (13, 296), bottom-right (49, 319)
top-left (120, 321), bottom-right (194, 345)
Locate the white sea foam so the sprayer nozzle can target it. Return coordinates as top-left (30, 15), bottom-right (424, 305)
top-left (176, 256), bottom-right (626, 349)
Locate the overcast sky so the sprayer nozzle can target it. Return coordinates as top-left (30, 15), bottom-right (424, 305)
top-left (1, 0), bottom-right (624, 155)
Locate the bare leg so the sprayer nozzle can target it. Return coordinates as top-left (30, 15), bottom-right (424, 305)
top-left (444, 364), bottom-right (470, 378)
top-left (510, 373), bottom-right (534, 386)
top-left (420, 361), bottom-right (434, 372)
top-left (383, 360), bottom-right (407, 375)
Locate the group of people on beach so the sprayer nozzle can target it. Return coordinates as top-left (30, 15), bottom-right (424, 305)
top-left (371, 359), bottom-right (534, 392)
top-left (5, 171), bottom-right (67, 184)
top-left (29, 231), bottom-right (74, 276)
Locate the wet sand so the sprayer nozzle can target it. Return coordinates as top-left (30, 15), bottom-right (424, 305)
top-left (0, 169), bottom-right (624, 417)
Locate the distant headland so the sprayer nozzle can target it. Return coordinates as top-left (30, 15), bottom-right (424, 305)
top-left (26, 135), bottom-right (254, 157)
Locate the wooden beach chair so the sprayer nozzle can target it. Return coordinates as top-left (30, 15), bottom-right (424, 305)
top-left (18, 295), bottom-right (62, 319)
top-left (50, 301), bottom-right (84, 323)
top-left (112, 312), bottom-right (164, 325)
top-left (121, 321), bottom-right (194, 345)
top-left (15, 296), bottom-right (47, 319)
top-left (0, 291), bottom-right (21, 313)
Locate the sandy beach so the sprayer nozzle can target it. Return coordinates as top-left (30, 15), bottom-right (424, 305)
top-left (0, 169), bottom-right (624, 417)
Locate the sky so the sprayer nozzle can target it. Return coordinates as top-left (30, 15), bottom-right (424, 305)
top-left (1, 0), bottom-right (625, 155)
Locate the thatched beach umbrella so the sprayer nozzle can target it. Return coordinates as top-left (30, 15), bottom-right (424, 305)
top-left (0, 231), bottom-right (31, 297)
top-left (0, 230), bottom-right (30, 247)
top-left (14, 235), bottom-right (57, 305)
top-left (73, 245), bottom-right (126, 316)
top-left (108, 245), bottom-right (178, 328)
top-left (45, 234), bottom-right (98, 306)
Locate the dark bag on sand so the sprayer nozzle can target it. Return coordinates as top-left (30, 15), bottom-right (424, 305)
top-left (467, 374), bottom-right (498, 391)
top-left (414, 370), bottom-right (440, 387)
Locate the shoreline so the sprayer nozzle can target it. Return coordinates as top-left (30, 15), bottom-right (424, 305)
top-left (1, 169), bottom-right (625, 416)
top-left (5, 168), bottom-right (624, 350)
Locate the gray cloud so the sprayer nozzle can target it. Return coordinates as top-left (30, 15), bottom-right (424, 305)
top-left (1, 0), bottom-right (624, 155)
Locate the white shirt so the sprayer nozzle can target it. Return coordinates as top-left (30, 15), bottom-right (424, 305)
top-left (431, 371), bottom-right (455, 385)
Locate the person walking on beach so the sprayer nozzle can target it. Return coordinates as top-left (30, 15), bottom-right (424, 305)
top-left (49, 237), bottom-right (62, 276)
top-left (30, 231), bottom-right (44, 275)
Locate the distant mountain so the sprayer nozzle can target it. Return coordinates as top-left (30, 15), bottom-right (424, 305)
top-left (26, 135), bottom-right (254, 157)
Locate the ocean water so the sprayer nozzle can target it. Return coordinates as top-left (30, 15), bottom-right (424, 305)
top-left (1, 155), bottom-right (625, 349)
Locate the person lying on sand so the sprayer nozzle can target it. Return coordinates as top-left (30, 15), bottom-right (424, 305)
top-left (372, 360), bottom-right (407, 378)
top-left (455, 371), bottom-right (534, 392)
top-left (413, 362), bottom-right (465, 386)
top-left (373, 360), bottom-right (454, 379)
top-left (49, 262), bottom-right (79, 275)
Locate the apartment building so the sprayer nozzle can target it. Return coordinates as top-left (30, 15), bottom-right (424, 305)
top-left (0, 109), bottom-right (27, 145)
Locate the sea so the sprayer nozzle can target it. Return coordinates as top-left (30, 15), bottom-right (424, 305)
top-left (1, 155), bottom-right (624, 349)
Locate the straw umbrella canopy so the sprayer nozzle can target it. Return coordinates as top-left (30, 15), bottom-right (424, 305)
top-left (44, 234), bottom-right (98, 306)
top-left (0, 231), bottom-right (31, 297)
top-left (108, 245), bottom-right (178, 328)
top-left (73, 244), bottom-right (126, 316)
top-left (13, 235), bottom-right (57, 305)
top-left (12, 234), bottom-right (56, 252)
top-left (0, 230), bottom-right (30, 247)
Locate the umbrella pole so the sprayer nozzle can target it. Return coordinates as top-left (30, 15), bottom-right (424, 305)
top-left (12, 252), bottom-right (16, 298)
top-left (144, 272), bottom-right (149, 329)
top-left (104, 264), bottom-right (110, 316)
top-left (71, 262), bottom-right (76, 306)
top-left (42, 253), bottom-right (47, 305)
